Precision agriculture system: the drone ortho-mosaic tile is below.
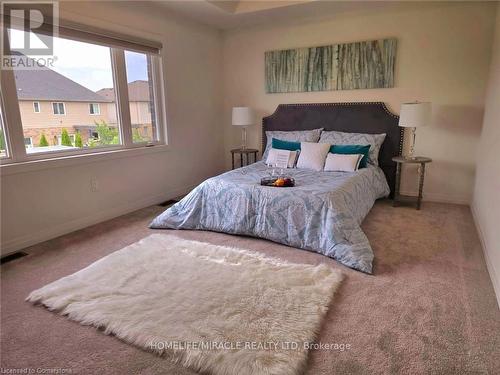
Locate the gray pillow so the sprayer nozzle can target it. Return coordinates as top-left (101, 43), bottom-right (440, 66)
top-left (319, 130), bottom-right (386, 166)
top-left (262, 128), bottom-right (323, 159)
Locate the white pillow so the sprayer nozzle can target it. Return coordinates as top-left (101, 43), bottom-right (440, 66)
top-left (265, 148), bottom-right (299, 168)
top-left (262, 128), bottom-right (323, 159)
top-left (296, 142), bottom-right (330, 171)
top-left (324, 153), bottom-right (363, 172)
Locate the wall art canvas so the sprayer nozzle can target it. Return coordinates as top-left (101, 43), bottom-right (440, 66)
top-left (265, 38), bottom-right (397, 93)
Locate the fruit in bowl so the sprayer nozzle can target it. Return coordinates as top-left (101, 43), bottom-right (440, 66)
top-left (271, 177), bottom-right (294, 187)
top-left (273, 178), bottom-right (285, 187)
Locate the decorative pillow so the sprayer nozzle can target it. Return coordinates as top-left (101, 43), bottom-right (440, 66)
top-left (272, 138), bottom-right (301, 151)
top-left (324, 153), bottom-right (363, 172)
top-left (319, 131), bottom-right (386, 166)
top-left (265, 148), bottom-right (299, 168)
top-left (296, 142), bottom-right (330, 171)
top-left (329, 144), bottom-right (371, 168)
top-left (263, 129), bottom-right (323, 159)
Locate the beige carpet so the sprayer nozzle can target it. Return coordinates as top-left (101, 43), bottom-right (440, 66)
top-left (1, 200), bottom-right (499, 374)
top-left (27, 234), bottom-right (342, 375)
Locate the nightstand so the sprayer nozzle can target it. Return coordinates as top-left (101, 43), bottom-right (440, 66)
top-left (231, 148), bottom-right (259, 169)
top-left (392, 156), bottom-right (432, 210)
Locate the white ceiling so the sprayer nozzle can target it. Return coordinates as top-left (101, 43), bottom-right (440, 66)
top-left (153, 0), bottom-right (398, 30)
top-left (208, 1), bottom-right (314, 14)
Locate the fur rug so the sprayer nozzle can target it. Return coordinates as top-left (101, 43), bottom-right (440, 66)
top-left (27, 234), bottom-right (342, 375)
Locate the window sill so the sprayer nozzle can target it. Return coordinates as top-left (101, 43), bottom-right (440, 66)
top-left (0, 144), bottom-right (170, 176)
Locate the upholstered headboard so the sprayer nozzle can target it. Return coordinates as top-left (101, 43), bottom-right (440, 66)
top-left (262, 102), bottom-right (403, 198)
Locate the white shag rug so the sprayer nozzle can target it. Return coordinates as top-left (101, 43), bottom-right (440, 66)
top-left (27, 234), bottom-right (342, 375)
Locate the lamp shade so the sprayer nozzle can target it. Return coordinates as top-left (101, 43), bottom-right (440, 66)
top-left (398, 102), bottom-right (431, 128)
top-left (232, 107), bottom-right (255, 126)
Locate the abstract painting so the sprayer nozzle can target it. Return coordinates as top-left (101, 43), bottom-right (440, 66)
top-left (265, 38), bottom-right (397, 93)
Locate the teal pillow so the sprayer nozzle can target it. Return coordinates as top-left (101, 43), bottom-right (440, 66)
top-left (272, 138), bottom-right (301, 151)
top-left (329, 144), bottom-right (371, 168)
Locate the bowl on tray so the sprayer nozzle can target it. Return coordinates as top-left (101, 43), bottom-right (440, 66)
top-left (260, 177), bottom-right (295, 187)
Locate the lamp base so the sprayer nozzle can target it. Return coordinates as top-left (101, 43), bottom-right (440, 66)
top-left (240, 127), bottom-right (247, 150)
top-left (404, 127), bottom-right (417, 159)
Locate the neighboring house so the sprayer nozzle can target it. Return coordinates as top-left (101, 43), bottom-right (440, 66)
top-left (14, 68), bottom-right (111, 147)
top-left (14, 68), bottom-right (154, 149)
top-left (96, 80), bottom-right (154, 140)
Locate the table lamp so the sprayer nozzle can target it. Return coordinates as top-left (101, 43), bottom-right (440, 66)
top-left (232, 107), bottom-right (255, 150)
top-left (398, 102), bottom-right (431, 159)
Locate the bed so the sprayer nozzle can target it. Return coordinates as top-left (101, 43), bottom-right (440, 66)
top-left (150, 102), bottom-right (403, 273)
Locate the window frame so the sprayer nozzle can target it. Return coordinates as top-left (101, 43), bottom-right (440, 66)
top-left (0, 94), bottom-right (10, 159)
top-left (52, 102), bottom-right (66, 115)
top-left (89, 103), bottom-right (100, 115)
top-left (33, 102), bottom-right (40, 113)
top-left (0, 24), bottom-right (168, 168)
top-left (125, 53), bottom-right (164, 146)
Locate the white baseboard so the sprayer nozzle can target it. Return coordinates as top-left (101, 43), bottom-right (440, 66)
top-left (471, 203), bottom-right (500, 309)
top-left (400, 190), bottom-right (470, 205)
top-left (0, 184), bottom-right (196, 257)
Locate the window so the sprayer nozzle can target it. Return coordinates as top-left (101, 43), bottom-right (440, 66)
top-left (0, 23), bottom-right (164, 165)
top-left (89, 103), bottom-right (100, 115)
top-left (125, 51), bottom-right (158, 144)
top-left (10, 34), bottom-right (118, 154)
top-left (52, 102), bottom-right (66, 115)
top-left (24, 137), bottom-right (33, 148)
top-left (0, 101), bottom-right (7, 158)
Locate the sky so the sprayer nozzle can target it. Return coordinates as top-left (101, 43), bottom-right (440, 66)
top-left (9, 29), bottom-right (149, 92)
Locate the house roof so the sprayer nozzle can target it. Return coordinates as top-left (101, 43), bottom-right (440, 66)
top-left (96, 80), bottom-right (151, 102)
top-left (13, 54), bottom-right (149, 103)
top-left (14, 68), bottom-right (110, 103)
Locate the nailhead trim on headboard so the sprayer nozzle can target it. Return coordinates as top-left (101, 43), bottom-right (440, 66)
top-left (261, 102), bottom-right (401, 151)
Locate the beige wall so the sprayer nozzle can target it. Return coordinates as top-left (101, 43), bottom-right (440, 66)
top-left (0, 1), bottom-right (224, 254)
top-left (473, 4), bottom-right (500, 306)
top-left (222, 1), bottom-right (496, 204)
top-left (105, 101), bottom-right (152, 126)
top-left (103, 102), bottom-right (117, 125)
top-left (19, 100), bottom-right (109, 129)
top-left (19, 100), bottom-right (152, 145)
top-left (130, 102), bottom-right (152, 125)
top-left (19, 100), bottom-right (149, 129)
